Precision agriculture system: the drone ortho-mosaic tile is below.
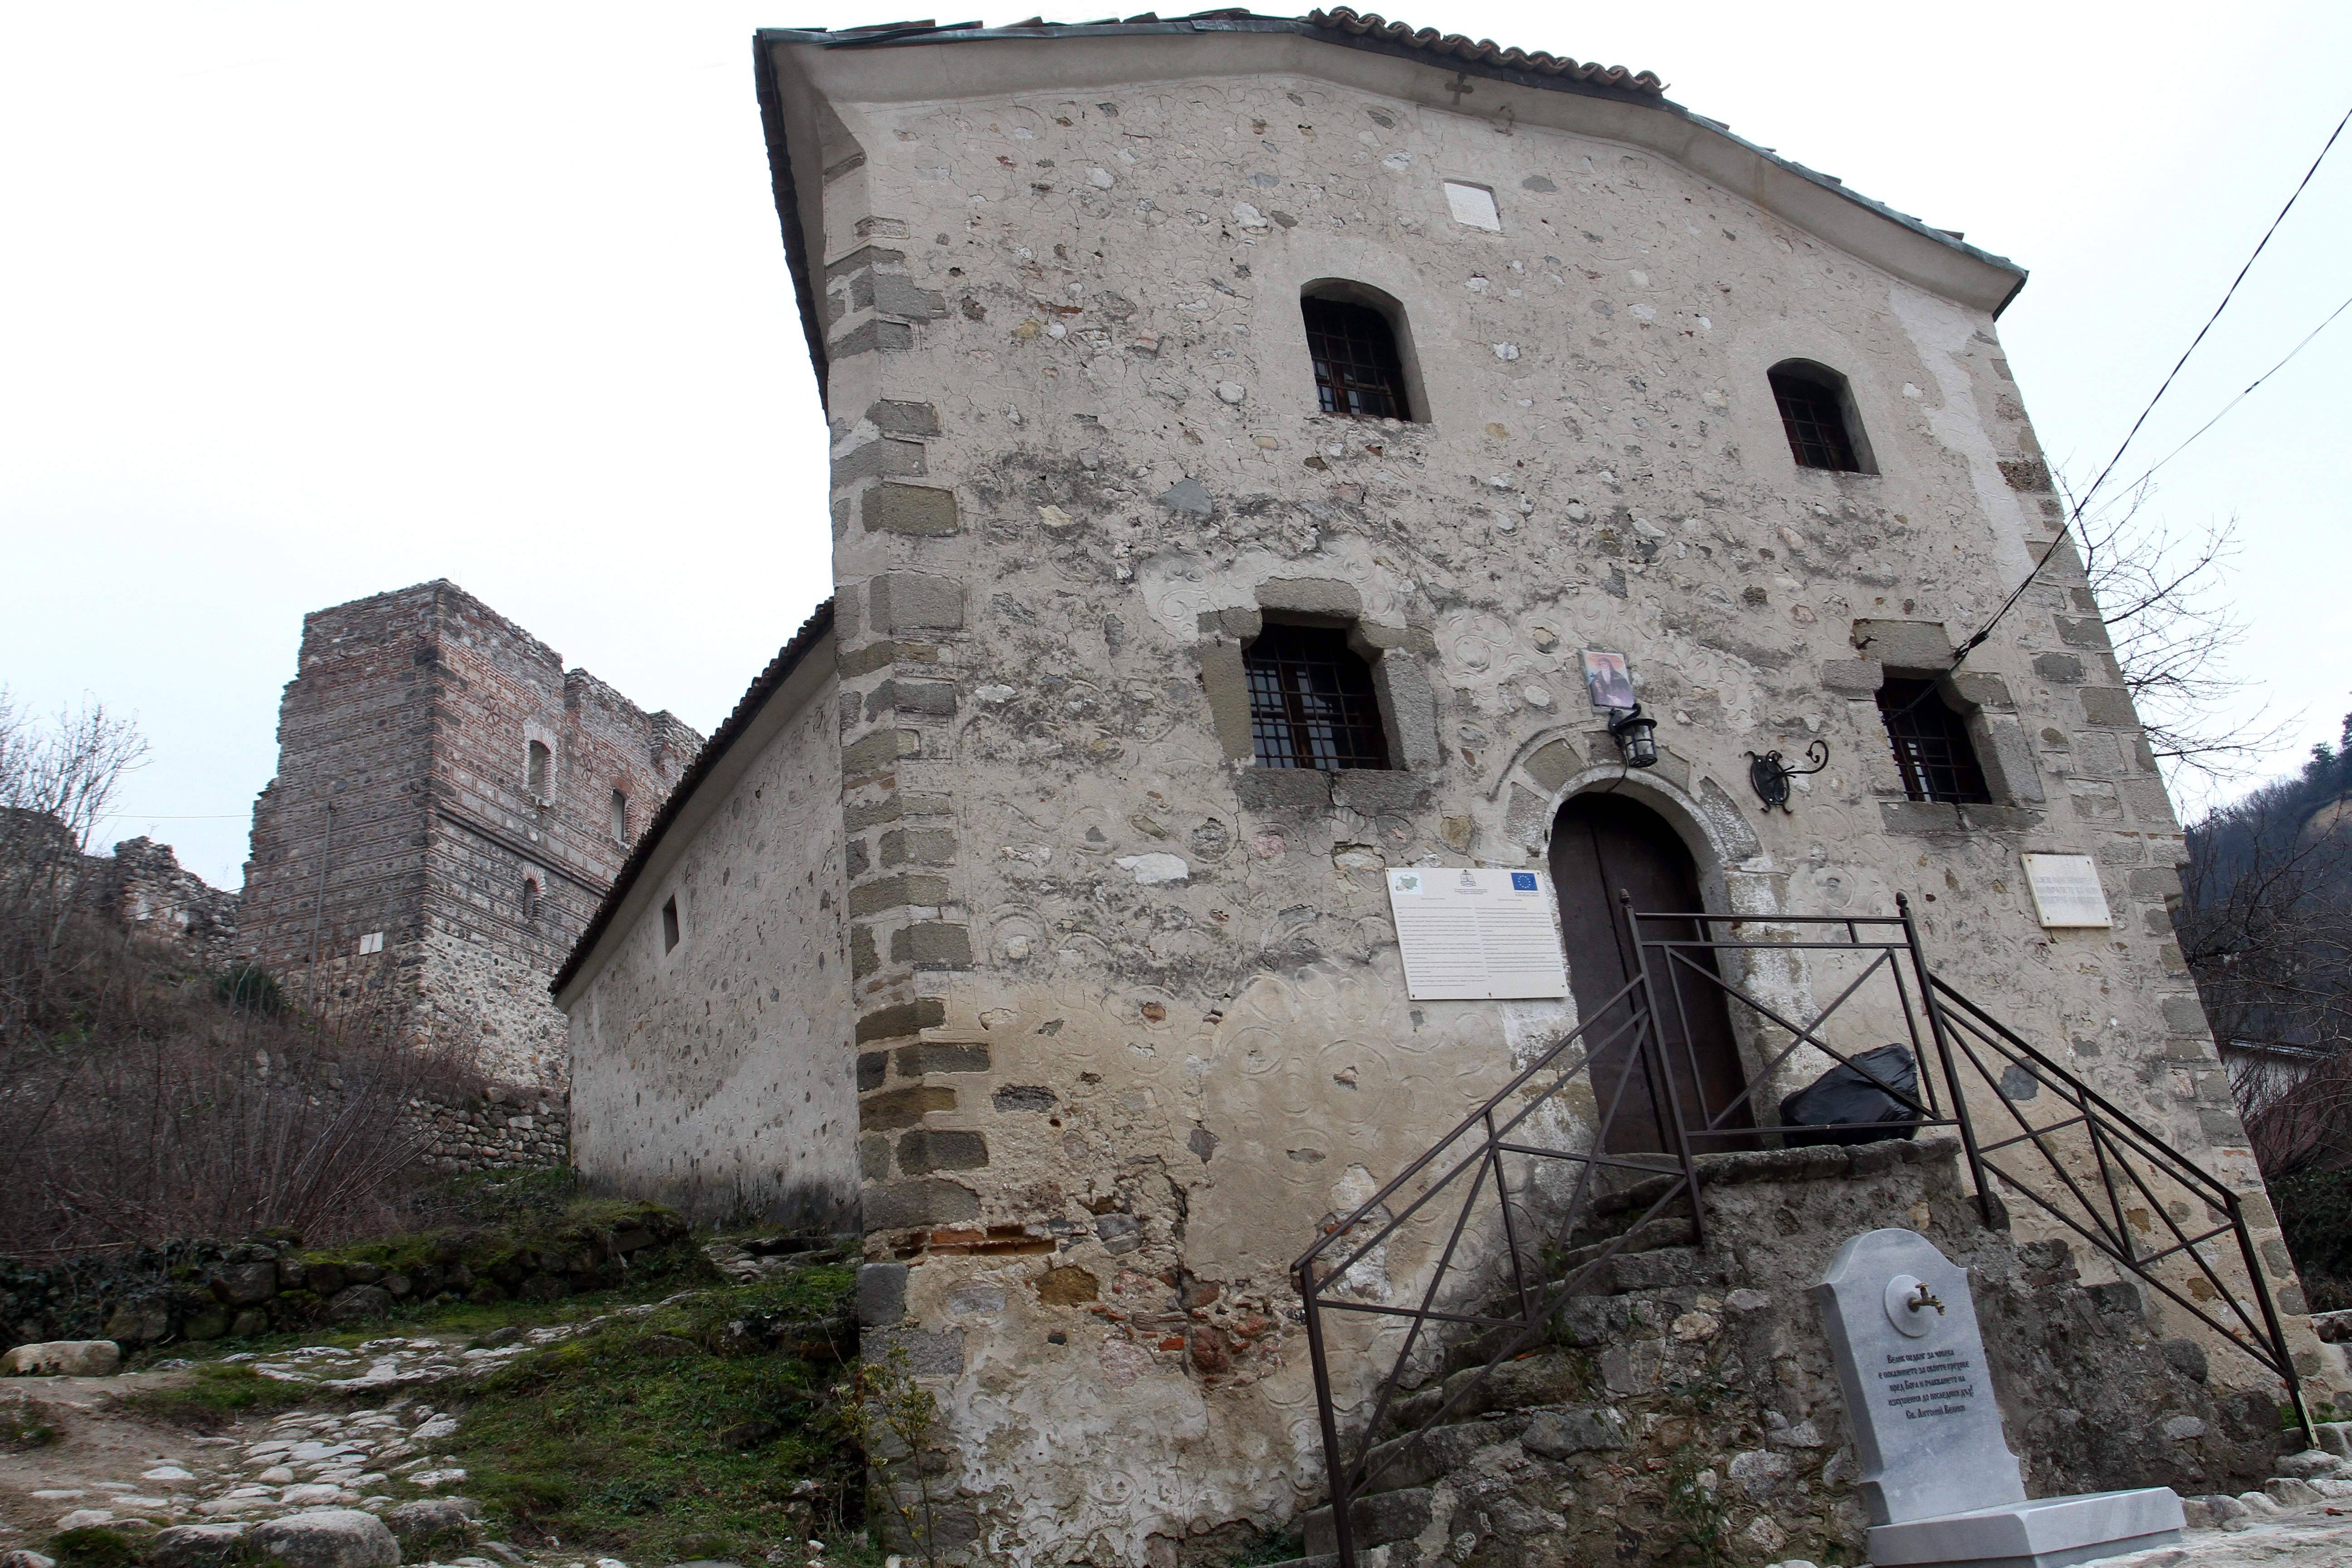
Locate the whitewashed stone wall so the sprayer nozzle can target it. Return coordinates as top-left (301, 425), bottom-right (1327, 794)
top-left (564, 643), bottom-right (858, 1230)
top-left (552, 28), bottom-right (2339, 1567)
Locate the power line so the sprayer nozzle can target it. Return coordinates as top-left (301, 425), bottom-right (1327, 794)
top-left (1945, 98), bottom-right (2352, 675)
top-left (2096, 291), bottom-right (2352, 501)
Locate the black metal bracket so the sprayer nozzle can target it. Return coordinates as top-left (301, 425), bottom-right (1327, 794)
top-left (1746, 739), bottom-right (1829, 812)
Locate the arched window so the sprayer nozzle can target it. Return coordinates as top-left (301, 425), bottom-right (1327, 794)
top-left (611, 788), bottom-right (630, 843)
top-left (1301, 283), bottom-right (1418, 420)
top-left (522, 877), bottom-right (543, 922)
top-left (526, 740), bottom-right (553, 800)
top-left (1768, 360), bottom-right (1872, 473)
top-left (1244, 623), bottom-right (1392, 771)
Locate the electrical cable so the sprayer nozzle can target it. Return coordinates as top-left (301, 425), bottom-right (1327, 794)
top-left (1942, 98), bottom-right (2352, 676)
top-left (2093, 291), bottom-right (2352, 502)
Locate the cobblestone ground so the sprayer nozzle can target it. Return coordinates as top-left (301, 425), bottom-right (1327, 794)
top-left (0, 1298), bottom-right (844, 1568)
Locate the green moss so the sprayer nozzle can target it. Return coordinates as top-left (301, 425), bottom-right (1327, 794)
top-left (50, 1527), bottom-right (142, 1568)
top-left (441, 1264), bottom-right (862, 1559)
top-left (120, 1362), bottom-right (318, 1428)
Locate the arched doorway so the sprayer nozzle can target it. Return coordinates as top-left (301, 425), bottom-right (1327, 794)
top-left (1548, 793), bottom-right (1753, 1155)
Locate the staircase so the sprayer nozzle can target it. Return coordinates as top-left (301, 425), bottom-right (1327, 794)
top-left (1287, 900), bottom-right (2312, 1568)
top-left (1272, 1137), bottom-right (2283, 1568)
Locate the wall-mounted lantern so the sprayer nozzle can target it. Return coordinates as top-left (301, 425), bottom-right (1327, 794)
top-left (1747, 740), bottom-right (1830, 812)
top-left (1607, 705), bottom-right (1660, 769)
top-left (1583, 649), bottom-right (1656, 769)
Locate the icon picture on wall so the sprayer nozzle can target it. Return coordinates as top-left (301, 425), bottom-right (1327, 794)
top-left (1581, 649), bottom-right (1635, 710)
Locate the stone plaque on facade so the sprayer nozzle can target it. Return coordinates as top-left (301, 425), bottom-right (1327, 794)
top-left (1818, 1228), bottom-right (2182, 1567)
top-left (1385, 867), bottom-right (1569, 1000)
top-left (2021, 853), bottom-right (2113, 928)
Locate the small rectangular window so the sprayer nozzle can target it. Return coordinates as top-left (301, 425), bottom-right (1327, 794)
top-left (1443, 181), bottom-right (1501, 231)
top-left (527, 739), bottom-right (553, 801)
top-left (661, 895), bottom-right (681, 953)
top-left (611, 788), bottom-right (630, 843)
top-left (1245, 624), bottom-right (1392, 772)
top-left (1877, 679), bottom-right (1991, 804)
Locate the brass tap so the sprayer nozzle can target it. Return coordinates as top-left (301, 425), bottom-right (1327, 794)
top-left (1909, 1283), bottom-right (1946, 1316)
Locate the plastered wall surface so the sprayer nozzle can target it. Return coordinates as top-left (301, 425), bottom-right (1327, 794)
top-left (782, 48), bottom-right (2330, 1563)
top-left (537, 32), bottom-right (2334, 1566)
top-left (242, 580), bottom-right (693, 1089)
top-left (566, 655), bottom-right (859, 1230)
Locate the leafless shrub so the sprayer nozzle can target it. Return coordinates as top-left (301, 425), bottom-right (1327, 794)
top-left (0, 699), bottom-right (470, 1253)
top-left (0, 922), bottom-right (475, 1253)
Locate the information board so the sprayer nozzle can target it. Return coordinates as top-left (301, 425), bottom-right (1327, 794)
top-left (1385, 867), bottom-right (1571, 1000)
top-left (2020, 853), bottom-right (2113, 928)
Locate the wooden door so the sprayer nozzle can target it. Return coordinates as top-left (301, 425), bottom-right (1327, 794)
top-left (1548, 794), bottom-right (1753, 1155)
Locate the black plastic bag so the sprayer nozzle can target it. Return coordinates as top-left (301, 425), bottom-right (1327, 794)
top-left (1779, 1044), bottom-right (1921, 1147)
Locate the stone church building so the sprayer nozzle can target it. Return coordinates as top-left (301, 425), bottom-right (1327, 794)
top-left (242, 579), bottom-right (697, 1089)
top-left (554, 12), bottom-right (2340, 1563)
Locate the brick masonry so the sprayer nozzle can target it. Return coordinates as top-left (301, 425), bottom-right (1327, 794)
top-left (240, 580), bottom-right (699, 1096)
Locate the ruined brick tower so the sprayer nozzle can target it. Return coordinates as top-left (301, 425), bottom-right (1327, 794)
top-left (241, 581), bottom-right (698, 1088)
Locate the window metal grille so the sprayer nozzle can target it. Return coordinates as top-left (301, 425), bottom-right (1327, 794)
top-left (1770, 370), bottom-right (1862, 471)
top-left (1245, 624), bottom-right (1392, 771)
top-left (1877, 679), bottom-right (1991, 804)
top-left (1303, 298), bottom-right (1411, 420)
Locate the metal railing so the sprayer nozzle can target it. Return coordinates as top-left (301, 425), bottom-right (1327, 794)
top-left (1292, 894), bottom-right (2309, 1568)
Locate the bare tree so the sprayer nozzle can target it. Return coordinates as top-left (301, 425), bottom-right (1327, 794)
top-left (0, 689), bottom-right (150, 849)
top-left (2064, 476), bottom-right (2291, 790)
top-left (0, 692), bottom-right (150, 1033)
top-left (2177, 723), bottom-right (2352, 1176)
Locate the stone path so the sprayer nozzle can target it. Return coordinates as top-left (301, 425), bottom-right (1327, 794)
top-left (0, 1303), bottom-right (702, 1567)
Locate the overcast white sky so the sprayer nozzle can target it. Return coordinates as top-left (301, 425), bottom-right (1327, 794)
top-left (3, 1), bottom-right (2347, 887)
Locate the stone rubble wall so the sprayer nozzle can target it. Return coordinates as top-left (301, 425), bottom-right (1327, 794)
top-left (0, 811), bottom-right (241, 971)
top-left (565, 644), bottom-right (860, 1231)
top-left (404, 1083), bottom-right (571, 1173)
top-left (1293, 1140), bottom-right (2280, 1568)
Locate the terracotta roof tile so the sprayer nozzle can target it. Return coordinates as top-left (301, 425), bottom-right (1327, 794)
top-left (1303, 8), bottom-right (1663, 94)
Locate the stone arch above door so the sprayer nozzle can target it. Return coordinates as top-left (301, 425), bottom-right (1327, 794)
top-left (1488, 726), bottom-right (1773, 917)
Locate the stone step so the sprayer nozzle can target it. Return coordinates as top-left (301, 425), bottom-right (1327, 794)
top-left (1354, 1415), bottom-right (1527, 1498)
top-left (1303, 1485), bottom-right (1434, 1557)
top-left (1382, 1348), bottom-right (1590, 1436)
top-left (1462, 1218), bottom-right (1699, 1348)
top-left (1247, 1556), bottom-right (1338, 1568)
top-left (1579, 1134), bottom-right (1942, 1227)
top-left (1547, 1219), bottom-right (1700, 1287)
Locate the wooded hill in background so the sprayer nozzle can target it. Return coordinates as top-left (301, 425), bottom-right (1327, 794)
top-left (2182, 710), bottom-right (2352, 1307)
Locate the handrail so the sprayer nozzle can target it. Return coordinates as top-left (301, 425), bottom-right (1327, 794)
top-left (1293, 896), bottom-right (2311, 1568)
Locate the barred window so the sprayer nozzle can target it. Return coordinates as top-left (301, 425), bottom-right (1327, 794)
top-left (1877, 679), bottom-right (1991, 804)
top-left (1303, 297), bottom-right (1412, 420)
top-left (1769, 361), bottom-right (1866, 472)
top-left (1245, 624), bottom-right (1392, 771)
top-left (526, 739), bottom-right (553, 800)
